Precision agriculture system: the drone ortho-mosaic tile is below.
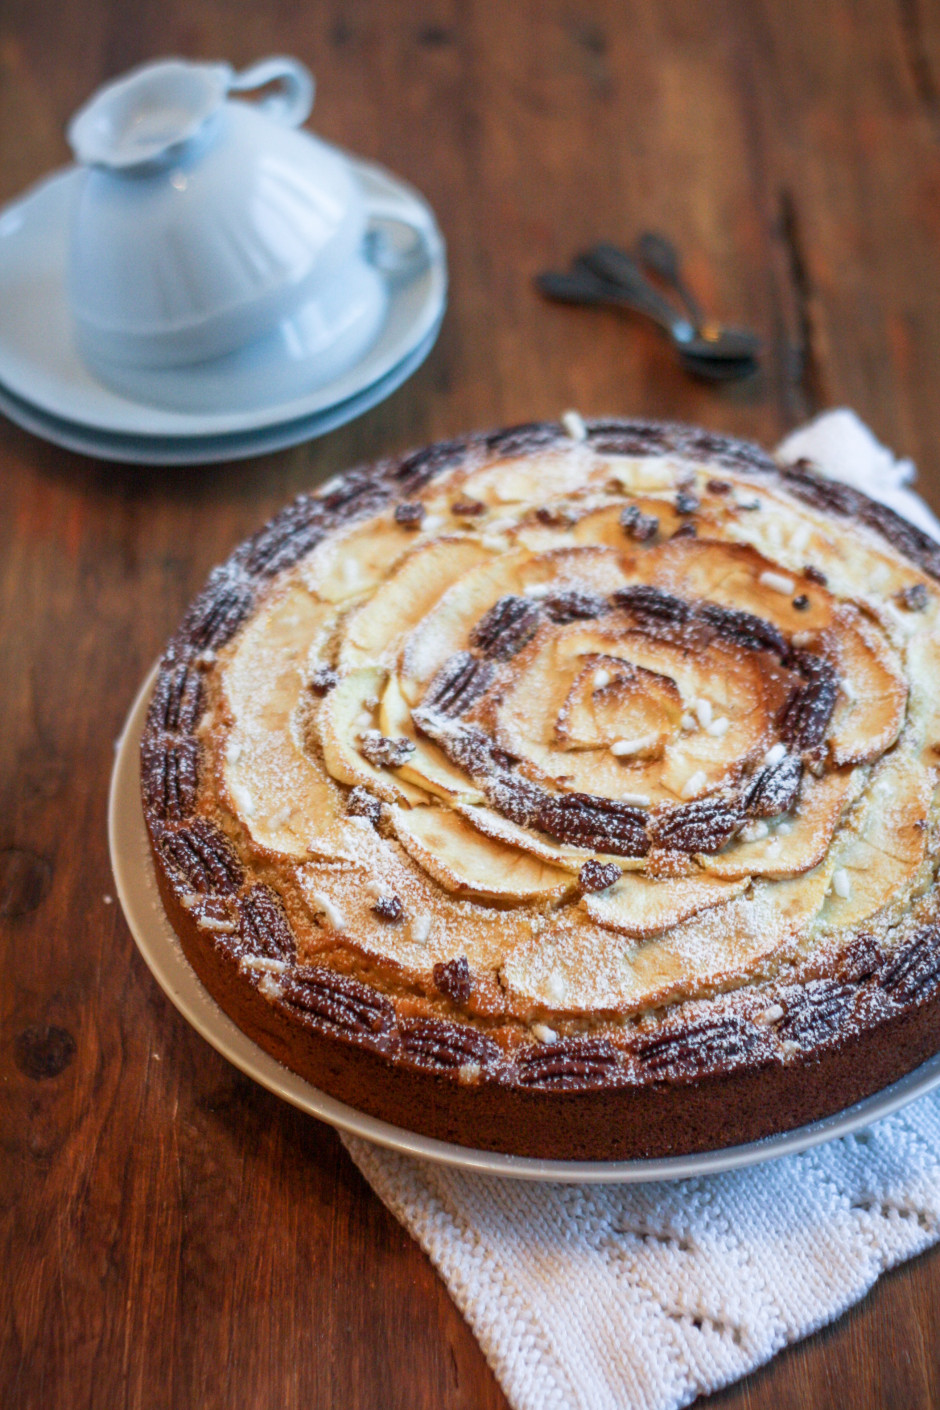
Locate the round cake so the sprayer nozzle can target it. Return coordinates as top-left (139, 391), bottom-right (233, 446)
top-left (141, 417), bottom-right (940, 1160)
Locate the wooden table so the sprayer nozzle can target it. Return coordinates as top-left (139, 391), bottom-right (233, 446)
top-left (3, 1), bottom-right (940, 1405)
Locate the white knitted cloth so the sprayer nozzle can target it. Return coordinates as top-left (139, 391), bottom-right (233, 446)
top-left (342, 412), bottom-right (940, 1410)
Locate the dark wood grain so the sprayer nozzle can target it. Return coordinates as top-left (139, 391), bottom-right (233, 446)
top-left (3, 1), bottom-right (940, 1406)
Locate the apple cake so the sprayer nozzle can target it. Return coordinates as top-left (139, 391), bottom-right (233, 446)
top-left (141, 417), bottom-right (940, 1160)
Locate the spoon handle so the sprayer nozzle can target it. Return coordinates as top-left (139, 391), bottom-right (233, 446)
top-left (537, 267), bottom-right (683, 337)
top-left (637, 231), bottom-right (706, 328)
top-left (578, 245), bottom-right (694, 340)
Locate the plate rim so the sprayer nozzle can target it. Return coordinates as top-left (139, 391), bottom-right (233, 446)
top-left (0, 157), bottom-right (446, 438)
top-left (0, 317), bottom-right (442, 465)
top-left (109, 664), bottom-right (940, 1183)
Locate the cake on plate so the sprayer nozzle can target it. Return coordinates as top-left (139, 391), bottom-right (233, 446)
top-left (141, 418), bottom-right (940, 1159)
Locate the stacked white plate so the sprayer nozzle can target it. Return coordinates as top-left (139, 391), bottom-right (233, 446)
top-left (0, 158), bottom-right (446, 464)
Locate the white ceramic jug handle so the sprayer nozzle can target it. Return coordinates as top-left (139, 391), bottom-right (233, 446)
top-left (364, 188), bottom-right (443, 280)
top-left (229, 58), bottom-right (314, 128)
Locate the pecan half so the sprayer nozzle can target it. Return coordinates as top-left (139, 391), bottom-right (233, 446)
top-left (399, 1017), bottom-right (500, 1071)
top-left (698, 602), bottom-right (787, 657)
top-left (470, 595), bottom-right (541, 661)
top-left (776, 980), bottom-right (856, 1046)
top-left (743, 754), bottom-right (803, 818)
top-left (279, 965), bottom-right (394, 1038)
top-left (612, 584), bottom-right (693, 627)
top-left (159, 819), bottom-right (243, 895)
top-left (778, 651), bottom-right (838, 753)
top-left (516, 1038), bottom-right (620, 1088)
top-left (238, 883), bottom-right (295, 960)
top-left (147, 658), bottom-right (204, 735)
top-left (141, 737), bottom-right (200, 822)
top-left (880, 926), bottom-right (940, 1004)
top-left (543, 589), bottom-right (609, 623)
top-left (182, 572), bottom-right (253, 652)
top-left (632, 1014), bottom-right (757, 1078)
top-left (422, 652), bottom-right (496, 717)
top-left (649, 797), bottom-right (744, 853)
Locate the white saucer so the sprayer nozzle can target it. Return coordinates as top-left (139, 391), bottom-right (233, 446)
top-left (109, 666), bottom-right (940, 1182)
top-left (0, 155), bottom-right (446, 438)
top-left (0, 319), bottom-right (440, 464)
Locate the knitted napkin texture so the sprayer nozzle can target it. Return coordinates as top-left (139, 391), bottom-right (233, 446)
top-left (342, 411), bottom-right (940, 1410)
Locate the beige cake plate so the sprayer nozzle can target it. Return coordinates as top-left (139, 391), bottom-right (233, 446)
top-left (109, 667), bottom-right (940, 1183)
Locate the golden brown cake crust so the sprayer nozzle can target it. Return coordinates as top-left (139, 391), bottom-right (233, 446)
top-left (141, 419), bottom-right (940, 1160)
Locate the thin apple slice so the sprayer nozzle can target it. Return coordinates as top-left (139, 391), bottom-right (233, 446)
top-left (636, 536), bottom-right (835, 637)
top-left (300, 516), bottom-right (414, 603)
top-left (582, 871), bottom-right (748, 938)
top-left (823, 603), bottom-right (907, 765)
top-left (379, 673), bottom-right (483, 803)
top-left (817, 744), bottom-right (934, 932)
top-left (556, 654), bottom-right (683, 751)
top-left (458, 449), bottom-right (591, 505)
top-left (697, 768), bottom-right (863, 880)
top-left (399, 547), bottom-right (533, 698)
top-left (905, 630), bottom-right (940, 763)
top-left (316, 666), bottom-right (429, 805)
top-left (498, 855), bottom-right (836, 1014)
top-left (390, 804), bottom-right (574, 901)
top-left (339, 536), bottom-right (495, 671)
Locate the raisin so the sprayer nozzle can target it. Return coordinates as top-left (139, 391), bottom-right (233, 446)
top-left (620, 504), bottom-right (659, 542)
top-left (451, 498), bottom-right (486, 516)
top-left (372, 894), bottom-right (404, 922)
top-left (675, 490), bottom-right (700, 515)
top-left (310, 665), bottom-right (338, 695)
top-left (578, 860), bottom-right (622, 894)
top-left (347, 787), bottom-right (382, 824)
top-left (433, 956), bottom-right (473, 1004)
top-left (897, 582), bottom-right (929, 611)
top-left (394, 501), bottom-right (426, 529)
top-left (803, 564), bottom-right (828, 586)
top-left (358, 731), bottom-right (416, 768)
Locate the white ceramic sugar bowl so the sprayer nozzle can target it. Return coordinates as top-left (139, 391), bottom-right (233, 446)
top-left (66, 57), bottom-right (388, 378)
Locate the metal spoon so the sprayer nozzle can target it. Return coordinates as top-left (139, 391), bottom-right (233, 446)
top-left (636, 232), bottom-right (708, 329)
top-left (536, 267), bottom-right (759, 381)
top-left (582, 244), bottom-right (761, 363)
